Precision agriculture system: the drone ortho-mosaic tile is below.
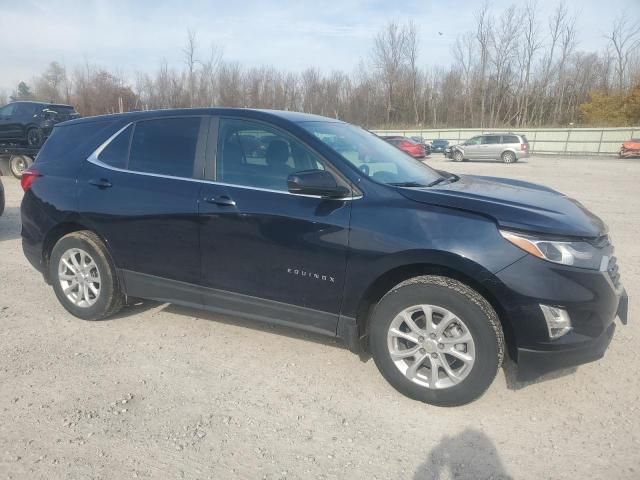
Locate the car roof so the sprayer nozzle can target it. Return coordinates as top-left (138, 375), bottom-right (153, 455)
top-left (59, 108), bottom-right (344, 127)
top-left (6, 100), bottom-right (74, 108)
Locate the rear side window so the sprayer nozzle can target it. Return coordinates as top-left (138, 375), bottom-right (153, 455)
top-left (502, 135), bottom-right (519, 144)
top-left (98, 126), bottom-right (132, 169)
top-left (37, 122), bottom-right (113, 164)
top-left (129, 117), bottom-right (201, 178)
top-left (481, 136), bottom-right (501, 144)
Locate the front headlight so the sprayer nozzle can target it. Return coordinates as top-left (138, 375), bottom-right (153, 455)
top-left (500, 230), bottom-right (603, 269)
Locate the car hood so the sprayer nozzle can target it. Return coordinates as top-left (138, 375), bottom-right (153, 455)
top-left (397, 174), bottom-right (607, 237)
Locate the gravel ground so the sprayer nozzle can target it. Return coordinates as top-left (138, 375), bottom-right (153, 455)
top-left (0, 154), bottom-right (638, 480)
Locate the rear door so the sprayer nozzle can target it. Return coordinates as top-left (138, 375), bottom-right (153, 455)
top-left (481, 135), bottom-right (502, 159)
top-left (198, 117), bottom-right (352, 334)
top-left (78, 116), bottom-right (208, 298)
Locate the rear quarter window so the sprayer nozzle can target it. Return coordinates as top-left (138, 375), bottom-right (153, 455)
top-left (502, 135), bottom-right (520, 144)
top-left (36, 121), bottom-right (119, 165)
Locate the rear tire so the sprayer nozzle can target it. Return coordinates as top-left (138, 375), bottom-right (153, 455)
top-left (501, 151), bottom-right (516, 164)
top-left (10, 155), bottom-right (32, 178)
top-left (26, 127), bottom-right (44, 148)
top-left (49, 231), bottom-right (124, 320)
top-left (369, 275), bottom-right (504, 406)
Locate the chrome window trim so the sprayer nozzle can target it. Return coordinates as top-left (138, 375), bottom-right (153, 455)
top-left (86, 122), bottom-right (361, 201)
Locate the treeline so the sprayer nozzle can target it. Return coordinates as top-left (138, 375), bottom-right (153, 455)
top-left (2, 2), bottom-right (639, 128)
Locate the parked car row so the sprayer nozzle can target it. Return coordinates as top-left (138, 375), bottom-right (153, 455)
top-left (379, 133), bottom-right (530, 164)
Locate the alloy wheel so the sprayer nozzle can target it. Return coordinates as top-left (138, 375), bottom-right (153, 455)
top-left (58, 248), bottom-right (102, 308)
top-left (387, 304), bottom-right (476, 389)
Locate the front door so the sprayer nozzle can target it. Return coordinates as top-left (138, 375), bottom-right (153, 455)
top-left (199, 117), bottom-right (352, 334)
top-left (463, 136), bottom-right (482, 159)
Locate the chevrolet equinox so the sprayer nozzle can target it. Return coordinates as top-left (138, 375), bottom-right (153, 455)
top-left (20, 109), bottom-right (628, 406)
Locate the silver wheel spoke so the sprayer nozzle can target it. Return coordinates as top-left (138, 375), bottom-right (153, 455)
top-left (389, 328), bottom-right (419, 344)
top-left (436, 312), bottom-right (458, 335)
top-left (438, 354), bottom-right (463, 384)
top-left (421, 305), bottom-right (436, 333)
top-left (428, 357), bottom-right (440, 387)
top-left (63, 281), bottom-right (78, 295)
top-left (440, 332), bottom-right (473, 344)
top-left (390, 346), bottom-right (420, 360)
top-left (406, 353), bottom-right (429, 379)
top-left (61, 258), bottom-right (76, 274)
top-left (446, 347), bottom-right (473, 363)
top-left (401, 311), bottom-right (423, 335)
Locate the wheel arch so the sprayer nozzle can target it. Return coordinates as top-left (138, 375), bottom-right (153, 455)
top-left (354, 257), bottom-right (516, 360)
top-left (41, 221), bottom-right (118, 284)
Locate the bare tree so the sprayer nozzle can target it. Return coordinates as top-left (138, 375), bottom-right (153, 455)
top-left (605, 15), bottom-right (640, 91)
top-left (372, 20), bottom-right (407, 124)
top-left (475, 3), bottom-right (492, 128)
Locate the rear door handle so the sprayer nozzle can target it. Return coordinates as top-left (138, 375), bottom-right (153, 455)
top-left (205, 195), bottom-right (236, 207)
top-left (88, 178), bottom-right (112, 188)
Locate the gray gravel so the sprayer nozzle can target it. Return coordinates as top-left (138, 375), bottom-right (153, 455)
top-left (0, 154), bottom-right (638, 479)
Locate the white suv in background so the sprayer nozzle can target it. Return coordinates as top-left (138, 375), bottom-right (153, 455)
top-left (448, 133), bottom-right (530, 163)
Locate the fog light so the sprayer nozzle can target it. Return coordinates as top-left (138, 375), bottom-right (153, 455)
top-left (540, 305), bottom-right (572, 339)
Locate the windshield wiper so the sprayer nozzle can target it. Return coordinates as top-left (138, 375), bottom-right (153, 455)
top-left (426, 177), bottom-right (448, 187)
top-left (388, 181), bottom-right (427, 187)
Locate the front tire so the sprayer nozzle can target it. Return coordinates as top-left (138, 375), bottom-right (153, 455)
top-left (369, 276), bottom-right (504, 406)
top-left (49, 231), bottom-right (124, 320)
top-left (26, 127), bottom-right (44, 148)
top-left (453, 150), bottom-right (464, 162)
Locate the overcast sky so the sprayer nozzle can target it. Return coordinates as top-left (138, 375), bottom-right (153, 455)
top-left (1, 0), bottom-right (639, 93)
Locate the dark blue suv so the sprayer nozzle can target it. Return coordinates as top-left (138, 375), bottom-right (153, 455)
top-left (20, 109), bottom-right (628, 406)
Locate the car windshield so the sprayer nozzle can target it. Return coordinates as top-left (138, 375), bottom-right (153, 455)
top-left (301, 121), bottom-right (442, 187)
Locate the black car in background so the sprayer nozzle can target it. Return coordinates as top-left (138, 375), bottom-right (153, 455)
top-left (21, 108), bottom-right (627, 406)
top-left (410, 136), bottom-right (432, 155)
top-left (0, 101), bottom-right (80, 147)
top-left (431, 139), bottom-right (449, 153)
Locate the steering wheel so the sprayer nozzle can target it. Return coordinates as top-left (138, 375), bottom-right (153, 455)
top-left (359, 164), bottom-right (370, 175)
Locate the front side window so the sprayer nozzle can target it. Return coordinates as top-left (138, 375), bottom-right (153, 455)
top-left (128, 117), bottom-right (201, 178)
top-left (301, 122), bottom-right (442, 187)
top-left (465, 136), bottom-right (481, 146)
top-left (217, 119), bottom-right (325, 191)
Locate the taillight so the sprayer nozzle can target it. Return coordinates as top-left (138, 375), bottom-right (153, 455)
top-left (21, 169), bottom-right (40, 192)
top-left (520, 143), bottom-right (526, 151)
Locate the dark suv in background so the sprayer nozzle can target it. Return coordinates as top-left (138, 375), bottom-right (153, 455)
top-left (0, 101), bottom-right (80, 147)
top-left (20, 109), bottom-right (627, 406)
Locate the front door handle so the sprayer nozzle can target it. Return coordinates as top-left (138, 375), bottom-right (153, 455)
top-left (205, 195), bottom-right (236, 207)
top-left (88, 178), bottom-right (112, 188)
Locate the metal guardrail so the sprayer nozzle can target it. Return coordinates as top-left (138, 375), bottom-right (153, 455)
top-left (372, 127), bottom-right (640, 156)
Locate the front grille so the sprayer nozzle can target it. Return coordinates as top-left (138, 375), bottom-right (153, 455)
top-left (607, 256), bottom-right (621, 289)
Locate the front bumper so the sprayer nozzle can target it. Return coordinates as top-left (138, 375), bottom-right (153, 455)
top-left (493, 254), bottom-right (628, 380)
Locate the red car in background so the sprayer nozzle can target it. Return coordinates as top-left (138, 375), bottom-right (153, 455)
top-left (620, 139), bottom-right (640, 158)
top-left (380, 135), bottom-right (427, 159)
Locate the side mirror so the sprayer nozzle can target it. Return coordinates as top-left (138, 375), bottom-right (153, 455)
top-left (287, 170), bottom-right (350, 199)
